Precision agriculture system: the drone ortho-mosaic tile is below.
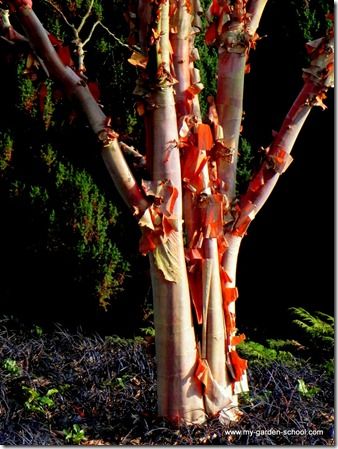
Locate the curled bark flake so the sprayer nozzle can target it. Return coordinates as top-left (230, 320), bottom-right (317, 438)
top-left (310, 91), bottom-right (329, 110)
top-left (195, 358), bottom-right (232, 413)
top-left (138, 180), bottom-right (180, 257)
top-left (302, 33), bottom-right (334, 88)
top-left (153, 231), bottom-right (181, 282)
top-left (198, 193), bottom-right (224, 238)
top-left (98, 126), bottom-right (119, 146)
top-left (231, 333), bottom-right (246, 346)
top-left (219, 24), bottom-right (250, 54)
top-left (212, 141), bottom-right (235, 164)
top-left (227, 350), bottom-right (247, 382)
top-left (157, 62), bottom-right (178, 86)
top-left (266, 147), bottom-right (293, 174)
top-left (232, 201), bottom-right (256, 236)
top-left (128, 50), bottom-right (149, 69)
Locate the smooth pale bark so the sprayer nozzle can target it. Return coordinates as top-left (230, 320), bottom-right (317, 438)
top-left (172, 1), bottom-right (197, 252)
top-left (222, 233), bottom-right (241, 349)
top-left (216, 50), bottom-right (246, 201)
top-left (221, 233), bottom-right (249, 398)
top-left (172, 2), bottom-right (233, 416)
top-left (9, 2), bottom-right (149, 217)
top-left (239, 83), bottom-right (325, 218)
top-left (246, 0), bottom-right (269, 36)
top-left (213, 0), bottom-right (268, 403)
top-left (171, 1), bottom-right (192, 117)
top-left (149, 1), bottom-right (205, 424)
top-left (238, 21), bottom-right (334, 221)
top-left (200, 156), bottom-right (232, 414)
top-left (215, 0), bottom-right (268, 201)
top-left (150, 246), bottom-right (205, 423)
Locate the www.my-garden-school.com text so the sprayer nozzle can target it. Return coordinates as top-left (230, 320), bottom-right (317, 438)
top-left (222, 428), bottom-right (324, 437)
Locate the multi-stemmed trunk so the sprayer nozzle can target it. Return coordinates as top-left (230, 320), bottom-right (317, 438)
top-left (5, 0), bottom-right (333, 424)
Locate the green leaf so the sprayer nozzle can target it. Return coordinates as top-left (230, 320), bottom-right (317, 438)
top-left (297, 378), bottom-right (309, 395)
top-left (46, 388), bottom-right (59, 396)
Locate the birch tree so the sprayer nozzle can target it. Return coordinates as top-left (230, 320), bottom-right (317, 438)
top-left (1, 0), bottom-right (333, 425)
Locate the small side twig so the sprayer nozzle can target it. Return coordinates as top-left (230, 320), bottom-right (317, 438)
top-left (120, 141), bottom-right (147, 168)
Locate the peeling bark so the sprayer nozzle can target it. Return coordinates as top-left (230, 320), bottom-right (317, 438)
top-left (148, 1), bottom-right (205, 424)
top-left (6, 0), bottom-right (334, 426)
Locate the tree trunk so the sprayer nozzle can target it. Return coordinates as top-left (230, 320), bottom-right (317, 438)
top-left (6, 0), bottom-right (333, 426)
top-left (146, 1), bottom-right (205, 424)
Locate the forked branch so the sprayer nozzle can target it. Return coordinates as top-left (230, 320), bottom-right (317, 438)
top-left (8, 0), bottom-right (149, 217)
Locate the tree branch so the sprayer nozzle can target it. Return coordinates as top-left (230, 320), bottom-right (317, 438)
top-left (246, 0), bottom-right (269, 37)
top-left (8, 1), bottom-right (149, 217)
top-left (213, 0), bottom-right (268, 203)
top-left (120, 141), bottom-right (147, 168)
top-left (234, 32), bottom-right (334, 235)
top-left (43, 0), bottom-right (75, 31)
top-left (98, 21), bottom-right (132, 51)
top-left (82, 19), bottom-right (100, 48)
top-left (77, 0), bottom-right (94, 34)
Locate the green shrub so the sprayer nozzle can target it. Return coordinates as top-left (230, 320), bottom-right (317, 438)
top-left (63, 424), bottom-right (87, 445)
top-left (290, 307), bottom-right (334, 349)
top-left (237, 339), bottom-right (295, 366)
top-left (290, 307), bottom-right (334, 374)
top-left (3, 358), bottom-right (21, 376)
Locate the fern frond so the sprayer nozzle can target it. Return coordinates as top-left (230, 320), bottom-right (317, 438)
top-left (290, 307), bottom-right (334, 350)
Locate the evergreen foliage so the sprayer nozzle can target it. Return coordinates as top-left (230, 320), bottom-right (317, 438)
top-left (0, 0), bottom-right (135, 319)
top-left (237, 339), bottom-right (296, 366)
top-left (236, 137), bottom-right (254, 193)
top-left (290, 307), bottom-right (334, 348)
top-left (238, 308), bottom-right (334, 375)
top-left (291, 0), bottom-right (332, 42)
top-left (290, 307), bottom-right (334, 374)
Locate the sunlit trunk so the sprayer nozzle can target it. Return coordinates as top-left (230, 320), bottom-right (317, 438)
top-left (147, 1), bottom-right (205, 424)
top-left (7, 0), bottom-right (333, 426)
top-left (216, 50), bottom-right (246, 201)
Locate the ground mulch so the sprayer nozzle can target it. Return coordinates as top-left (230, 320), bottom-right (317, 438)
top-left (0, 316), bottom-right (334, 445)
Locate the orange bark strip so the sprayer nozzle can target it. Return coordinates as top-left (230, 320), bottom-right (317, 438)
top-left (267, 147), bottom-right (294, 174)
top-left (197, 123), bottom-right (213, 151)
top-left (181, 145), bottom-right (202, 183)
top-left (232, 215), bottom-right (251, 237)
top-left (231, 334), bottom-right (246, 346)
top-left (210, 0), bottom-right (222, 16)
top-left (185, 247), bottom-right (203, 261)
top-left (222, 286), bottom-right (239, 306)
top-left (228, 351), bottom-right (248, 382)
top-left (139, 228), bottom-right (162, 255)
top-left (199, 194), bottom-right (224, 239)
top-left (248, 168), bottom-right (265, 192)
top-left (218, 237), bottom-right (229, 263)
top-left (195, 357), bottom-right (209, 386)
top-left (220, 267), bottom-right (232, 284)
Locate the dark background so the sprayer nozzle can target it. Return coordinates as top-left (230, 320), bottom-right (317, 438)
top-left (0, 0), bottom-right (334, 340)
